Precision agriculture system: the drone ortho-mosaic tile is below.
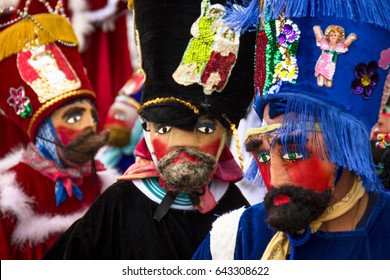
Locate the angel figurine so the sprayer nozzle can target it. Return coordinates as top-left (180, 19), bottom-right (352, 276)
top-left (313, 25), bottom-right (357, 88)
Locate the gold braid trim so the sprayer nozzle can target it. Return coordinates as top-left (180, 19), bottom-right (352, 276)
top-left (231, 123), bottom-right (244, 172)
top-left (245, 124), bottom-right (282, 141)
top-left (137, 97), bottom-right (200, 115)
top-left (128, 0), bottom-right (134, 9)
top-left (221, 113), bottom-right (244, 172)
top-left (28, 90), bottom-right (96, 138)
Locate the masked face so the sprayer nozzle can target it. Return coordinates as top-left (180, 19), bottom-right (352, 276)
top-left (104, 97), bottom-right (139, 147)
top-left (50, 100), bottom-right (109, 167)
top-left (145, 116), bottom-right (227, 194)
top-left (245, 115), bottom-right (336, 234)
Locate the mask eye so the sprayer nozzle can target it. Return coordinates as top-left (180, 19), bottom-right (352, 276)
top-left (256, 152), bottom-right (270, 163)
top-left (114, 111), bottom-right (126, 121)
top-left (196, 122), bottom-right (216, 134)
top-left (66, 113), bottom-right (82, 124)
top-left (282, 152), bottom-right (304, 161)
top-left (156, 125), bottom-right (172, 134)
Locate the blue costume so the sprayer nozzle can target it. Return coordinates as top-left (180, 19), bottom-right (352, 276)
top-left (193, 0), bottom-right (390, 260)
top-left (193, 191), bottom-right (390, 259)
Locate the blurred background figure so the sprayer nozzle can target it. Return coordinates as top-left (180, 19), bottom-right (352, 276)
top-left (96, 72), bottom-right (144, 173)
top-left (371, 99), bottom-right (390, 187)
top-left (0, 0), bottom-right (29, 157)
top-left (66, 0), bottom-right (135, 130)
top-left (0, 0), bottom-right (138, 156)
top-left (0, 0), bottom-right (117, 259)
top-left (228, 105), bottom-right (267, 205)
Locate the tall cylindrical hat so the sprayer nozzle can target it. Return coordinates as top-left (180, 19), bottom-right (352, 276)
top-left (130, 0), bottom-right (256, 131)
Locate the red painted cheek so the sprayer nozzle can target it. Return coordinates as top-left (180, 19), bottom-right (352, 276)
top-left (55, 126), bottom-right (84, 146)
top-left (152, 138), bottom-right (169, 161)
top-left (198, 138), bottom-right (222, 157)
top-left (288, 158), bottom-right (334, 192)
top-left (255, 163), bottom-right (271, 190)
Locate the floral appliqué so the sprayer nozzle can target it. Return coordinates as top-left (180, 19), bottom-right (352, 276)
top-left (262, 18), bottom-right (300, 95)
top-left (273, 19), bottom-right (300, 84)
top-left (7, 86), bottom-right (32, 117)
top-left (351, 61), bottom-right (379, 99)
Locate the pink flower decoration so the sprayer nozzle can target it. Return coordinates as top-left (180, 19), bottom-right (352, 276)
top-left (379, 48), bottom-right (390, 70)
top-left (7, 86), bottom-right (31, 116)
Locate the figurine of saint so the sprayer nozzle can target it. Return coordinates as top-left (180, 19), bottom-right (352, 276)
top-left (313, 25), bottom-right (357, 88)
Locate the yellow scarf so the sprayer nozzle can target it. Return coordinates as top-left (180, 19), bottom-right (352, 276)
top-left (261, 177), bottom-right (366, 260)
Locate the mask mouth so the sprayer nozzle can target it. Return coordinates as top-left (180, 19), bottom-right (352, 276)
top-left (273, 194), bottom-right (291, 206)
top-left (62, 128), bottom-right (109, 165)
top-left (157, 147), bottom-right (217, 194)
top-left (264, 185), bottom-right (331, 234)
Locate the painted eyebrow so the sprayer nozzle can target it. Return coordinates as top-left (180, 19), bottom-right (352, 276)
top-left (91, 107), bottom-right (98, 122)
top-left (62, 106), bottom-right (86, 121)
top-left (245, 138), bottom-right (264, 152)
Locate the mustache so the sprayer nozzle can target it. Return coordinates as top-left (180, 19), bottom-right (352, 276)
top-left (157, 148), bottom-right (217, 203)
top-left (63, 127), bottom-right (109, 165)
top-left (264, 185), bottom-right (331, 234)
top-left (158, 147), bottom-right (217, 167)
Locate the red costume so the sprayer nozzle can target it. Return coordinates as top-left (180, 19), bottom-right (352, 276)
top-left (0, 0), bottom-right (119, 259)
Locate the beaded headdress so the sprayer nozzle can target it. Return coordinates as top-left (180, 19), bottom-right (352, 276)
top-left (0, 0), bottom-right (95, 140)
top-left (231, 0), bottom-right (390, 192)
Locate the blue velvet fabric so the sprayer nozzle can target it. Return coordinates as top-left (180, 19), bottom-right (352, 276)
top-left (193, 191), bottom-right (390, 260)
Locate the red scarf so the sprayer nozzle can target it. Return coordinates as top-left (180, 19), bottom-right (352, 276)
top-left (21, 143), bottom-right (105, 198)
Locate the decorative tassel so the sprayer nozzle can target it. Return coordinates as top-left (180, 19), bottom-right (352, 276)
top-left (224, 0), bottom-right (261, 32)
top-left (0, 14), bottom-right (78, 61)
top-left (266, 0), bottom-right (390, 29)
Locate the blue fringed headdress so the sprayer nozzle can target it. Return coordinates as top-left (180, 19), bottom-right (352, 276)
top-left (225, 0), bottom-right (390, 32)
top-left (239, 0), bottom-right (390, 192)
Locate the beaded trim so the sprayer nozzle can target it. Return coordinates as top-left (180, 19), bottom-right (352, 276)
top-left (263, 17), bottom-right (300, 95)
top-left (27, 89), bottom-right (95, 137)
top-left (0, 0), bottom-right (72, 47)
top-left (137, 97), bottom-right (200, 115)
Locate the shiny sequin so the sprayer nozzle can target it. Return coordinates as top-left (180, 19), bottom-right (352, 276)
top-left (263, 18), bottom-right (300, 95)
top-left (351, 61), bottom-right (379, 99)
top-left (17, 43), bottom-right (81, 103)
top-left (172, 0), bottom-right (240, 95)
top-left (254, 30), bottom-right (268, 94)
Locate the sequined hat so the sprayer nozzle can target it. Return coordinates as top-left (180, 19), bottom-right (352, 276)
top-left (235, 0), bottom-right (390, 191)
top-left (130, 0), bottom-right (256, 131)
top-left (0, 0), bottom-right (95, 141)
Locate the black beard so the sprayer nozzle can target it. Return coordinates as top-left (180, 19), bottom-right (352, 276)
top-left (157, 147), bottom-right (217, 200)
top-left (264, 185), bottom-right (331, 235)
top-left (62, 127), bottom-right (109, 165)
